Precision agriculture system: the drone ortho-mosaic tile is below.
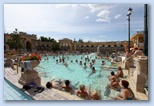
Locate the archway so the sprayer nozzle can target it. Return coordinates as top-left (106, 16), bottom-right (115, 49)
top-left (26, 41), bottom-right (32, 51)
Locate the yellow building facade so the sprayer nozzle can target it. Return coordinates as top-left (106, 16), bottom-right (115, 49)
top-left (4, 32), bottom-right (53, 52)
top-left (5, 30), bottom-right (135, 53)
top-left (130, 31), bottom-right (144, 49)
top-left (59, 38), bottom-right (132, 54)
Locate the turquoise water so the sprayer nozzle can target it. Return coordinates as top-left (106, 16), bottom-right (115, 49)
top-left (4, 78), bottom-right (32, 100)
top-left (35, 53), bottom-right (119, 100)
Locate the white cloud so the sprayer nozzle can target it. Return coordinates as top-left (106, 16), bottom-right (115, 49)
top-left (56, 4), bottom-right (72, 8)
top-left (114, 14), bottom-right (121, 19)
top-left (133, 28), bottom-right (144, 31)
top-left (72, 4), bottom-right (79, 7)
top-left (97, 10), bottom-right (110, 18)
top-left (96, 10), bottom-right (111, 22)
top-left (83, 37), bottom-right (105, 42)
top-left (80, 4), bottom-right (115, 12)
top-left (96, 18), bottom-right (110, 22)
top-left (42, 21), bottom-right (46, 24)
top-left (89, 4), bottom-right (114, 12)
top-left (56, 4), bottom-right (80, 8)
top-left (85, 16), bottom-right (89, 19)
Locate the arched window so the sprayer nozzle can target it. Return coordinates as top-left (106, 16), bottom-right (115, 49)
top-left (114, 45), bottom-right (117, 47)
top-left (108, 45), bottom-right (110, 47)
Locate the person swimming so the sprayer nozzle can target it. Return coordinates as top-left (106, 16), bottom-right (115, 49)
top-left (88, 67), bottom-right (96, 77)
top-left (80, 61), bottom-right (82, 65)
top-left (83, 63), bottom-right (87, 68)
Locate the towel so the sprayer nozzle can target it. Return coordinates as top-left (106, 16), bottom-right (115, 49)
top-left (21, 61), bottom-right (33, 71)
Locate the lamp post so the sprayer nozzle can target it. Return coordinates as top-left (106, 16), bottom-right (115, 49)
top-left (143, 4), bottom-right (148, 56)
top-left (126, 7), bottom-right (132, 52)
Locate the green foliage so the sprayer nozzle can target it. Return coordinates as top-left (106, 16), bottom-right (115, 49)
top-left (78, 39), bottom-right (84, 43)
top-left (6, 31), bottom-right (22, 50)
top-left (39, 36), bottom-right (56, 42)
top-left (51, 42), bottom-right (60, 52)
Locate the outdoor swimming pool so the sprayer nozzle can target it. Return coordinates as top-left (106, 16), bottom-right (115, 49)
top-left (35, 53), bottom-right (120, 100)
top-left (4, 78), bottom-right (33, 100)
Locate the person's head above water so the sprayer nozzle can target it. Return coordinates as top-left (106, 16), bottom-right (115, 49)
top-left (111, 71), bottom-right (115, 76)
top-left (65, 80), bottom-right (70, 86)
top-left (80, 84), bottom-right (85, 91)
top-left (46, 82), bottom-right (52, 88)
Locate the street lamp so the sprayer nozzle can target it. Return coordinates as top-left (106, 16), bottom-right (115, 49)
top-left (126, 7), bottom-right (132, 52)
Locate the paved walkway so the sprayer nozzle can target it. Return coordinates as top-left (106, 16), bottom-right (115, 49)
top-left (4, 67), bottom-right (82, 100)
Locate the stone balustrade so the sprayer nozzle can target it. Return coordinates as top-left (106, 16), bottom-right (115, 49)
top-left (133, 56), bottom-right (148, 93)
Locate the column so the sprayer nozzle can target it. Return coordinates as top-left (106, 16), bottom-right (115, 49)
top-left (133, 56), bottom-right (148, 93)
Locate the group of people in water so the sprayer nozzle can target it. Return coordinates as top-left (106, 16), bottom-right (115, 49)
top-left (107, 66), bottom-right (135, 100)
top-left (43, 52), bottom-right (136, 100)
top-left (46, 79), bottom-right (100, 100)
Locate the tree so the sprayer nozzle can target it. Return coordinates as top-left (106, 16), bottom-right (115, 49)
top-left (78, 39), bottom-right (84, 43)
top-left (51, 41), bottom-right (60, 52)
top-left (87, 40), bottom-right (93, 43)
top-left (6, 29), bottom-right (22, 50)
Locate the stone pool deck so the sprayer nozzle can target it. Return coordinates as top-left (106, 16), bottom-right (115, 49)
top-left (4, 67), bottom-right (82, 100)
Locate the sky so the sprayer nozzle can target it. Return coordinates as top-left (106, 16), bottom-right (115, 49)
top-left (4, 4), bottom-right (144, 42)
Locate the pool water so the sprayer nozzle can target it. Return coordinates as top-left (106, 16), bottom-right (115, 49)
top-left (35, 53), bottom-right (120, 100)
top-left (4, 78), bottom-right (33, 100)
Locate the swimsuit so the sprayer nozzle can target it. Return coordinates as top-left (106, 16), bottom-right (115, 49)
top-left (126, 91), bottom-right (134, 100)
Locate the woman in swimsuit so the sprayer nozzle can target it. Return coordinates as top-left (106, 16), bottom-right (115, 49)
top-left (116, 80), bottom-right (135, 100)
top-left (116, 66), bottom-right (124, 78)
top-left (89, 90), bottom-right (101, 100)
top-left (76, 84), bottom-right (89, 100)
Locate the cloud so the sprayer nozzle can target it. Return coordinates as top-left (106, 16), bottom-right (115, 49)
top-left (96, 10), bottom-right (111, 22)
top-left (85, 16), bottom-right (89, 19)
top-left (42, 21), bottom-right (46, 24)
top-left (56, 4), bottom-right (80, 8)
top-left (56, 4), bottom-right (72, 8)
top-left (72, 4), bottom-right (79, 7)
top-left (96, 18), bottom-right (110, 22)
top-left (114, 14), bottom-right (121, 19)
top-left (133, 28), bottom-right (144, 31)
top-left (80, 4), bottom-right (115, 12)
top-left (83, 37), bottom-right (105, 42)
